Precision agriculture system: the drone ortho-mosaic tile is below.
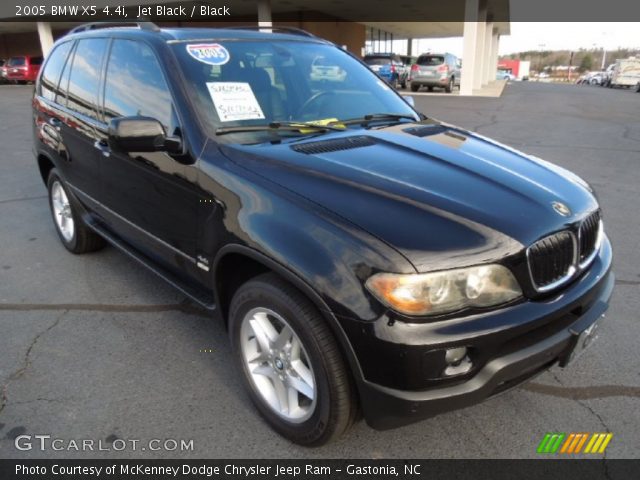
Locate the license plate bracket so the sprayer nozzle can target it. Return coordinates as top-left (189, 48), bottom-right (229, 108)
top-left (561, 319), bottom-right (600, 367)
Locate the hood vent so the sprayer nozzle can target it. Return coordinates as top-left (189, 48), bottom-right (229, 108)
top-left (403, 125), bottom-right (448, 137)
top-left (291, 136), bottom-right (376, 155)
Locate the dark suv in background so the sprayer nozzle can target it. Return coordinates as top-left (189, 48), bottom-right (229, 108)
top-left (33, 23), bottom-right (613, 446)
top-left (363, 52), bottom-right (408, 88)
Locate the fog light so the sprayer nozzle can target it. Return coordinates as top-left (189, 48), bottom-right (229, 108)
top-left (444, 347), bottom-right (472, 376)
top-left (445, 347), bottom-right (467, 364)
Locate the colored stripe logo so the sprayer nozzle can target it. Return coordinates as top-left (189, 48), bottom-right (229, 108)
top-left (537, 433), bottom-right (613, 454)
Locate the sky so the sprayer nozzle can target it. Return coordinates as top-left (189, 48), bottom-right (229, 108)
top-left (387, 23), bottom-right (640, 57)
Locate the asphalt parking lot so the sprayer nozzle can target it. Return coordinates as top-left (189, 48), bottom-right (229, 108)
top-left (1, 81), bottom-right (639, 459)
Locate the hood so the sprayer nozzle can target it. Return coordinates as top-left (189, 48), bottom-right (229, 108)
top-left (220, 123), bottom-right (598, 271)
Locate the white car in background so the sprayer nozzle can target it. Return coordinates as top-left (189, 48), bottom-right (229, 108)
top-left (310, 56), bottom-right (347, 82)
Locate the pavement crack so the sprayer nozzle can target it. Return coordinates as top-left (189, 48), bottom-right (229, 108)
top-left (521, 382), bottom-right (640, 400)
top-left (546, 372), bottom-right (612, 479)
top-left (0, 311), bottom-right (66, 417)
top-left (0, 194), bottom-right (48, 205)
top-left (0, 300), bottom-right (210, 318)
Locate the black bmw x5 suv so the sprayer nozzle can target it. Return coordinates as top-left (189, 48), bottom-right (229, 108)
top-left (33, 23), bottom-right (613, 446)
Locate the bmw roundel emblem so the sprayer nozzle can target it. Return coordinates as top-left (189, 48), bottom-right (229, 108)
top-left (551, 201), bottom-right (571, 217)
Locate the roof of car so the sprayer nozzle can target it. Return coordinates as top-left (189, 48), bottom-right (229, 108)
top-left (64, 25), bottom-right (327, 44)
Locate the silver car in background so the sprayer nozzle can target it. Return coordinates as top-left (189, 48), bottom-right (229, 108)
top-left (409, 53), bottom-right (461, 93)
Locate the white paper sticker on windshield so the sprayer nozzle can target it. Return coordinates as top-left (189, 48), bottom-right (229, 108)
top-left (206, 82), bottom-right (265, 122)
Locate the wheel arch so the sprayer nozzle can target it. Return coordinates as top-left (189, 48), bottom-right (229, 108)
top-left (37, 152), bottom-right (56, 185)
top-left (212, 244), bottom-right (366, 389)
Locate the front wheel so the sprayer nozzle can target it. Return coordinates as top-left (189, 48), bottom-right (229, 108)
top-left (47, 169), bottom-right (105, 254)
top-left (229, 273), bottom-right (356, 446)
top-left (410, 83), bottom-right (420, 92)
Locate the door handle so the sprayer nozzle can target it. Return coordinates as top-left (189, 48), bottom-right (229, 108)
top-left (93, 140), bottom-right (111, 157)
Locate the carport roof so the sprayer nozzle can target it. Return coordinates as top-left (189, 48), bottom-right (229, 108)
top-left (0, 1), bottom-right (510, 37)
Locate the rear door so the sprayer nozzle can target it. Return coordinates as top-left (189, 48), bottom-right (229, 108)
top-left (98, 38), bottom-right (201, 276)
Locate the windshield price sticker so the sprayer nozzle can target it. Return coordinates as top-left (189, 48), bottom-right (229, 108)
top-left (187, 44), bottom-right (230, 65)
top-left (206, 82), bottom-right (265, 122)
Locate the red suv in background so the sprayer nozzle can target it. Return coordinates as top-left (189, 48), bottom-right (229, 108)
top-left (5, 55), bottom-right (43, 83)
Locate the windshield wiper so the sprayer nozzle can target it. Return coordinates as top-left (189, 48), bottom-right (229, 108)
top-left (329, 113), bottom-right (419, 127)
top-left (215, 121), bottom-right (344, 136)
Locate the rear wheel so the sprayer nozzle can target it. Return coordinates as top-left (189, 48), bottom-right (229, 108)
top-left (445, 77), bottom-right (454, 93)
top-left (47, 169), bottom-right (105, 254)
top-left (229, 273), bottom-right (356, 446)
top-left (427, 86), bottom-right (434, 92)
top-left (410, 83), bottom-right (420, 92)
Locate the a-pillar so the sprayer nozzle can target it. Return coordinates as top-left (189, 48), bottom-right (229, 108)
top-left (37, 22), bottom-right (54, 57)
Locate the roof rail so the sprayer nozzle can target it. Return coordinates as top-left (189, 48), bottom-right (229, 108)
top-left (68, 21), bottom-right (160, 34)
top-left (222, 26), bottom-right (316, 38)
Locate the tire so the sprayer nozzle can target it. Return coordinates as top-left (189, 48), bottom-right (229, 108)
top-left (635, 83), bottom-right (640, 93)
top-left (427, 86), bottom-right (434, 92)
top-left (445, 77), bottom-right (453, 93)
top-left (47, 169), bottom-right (105, 254)
top-left (229, 272), bottom-right (356, 446)
top-left (410, 83), bottom-right (420, 92)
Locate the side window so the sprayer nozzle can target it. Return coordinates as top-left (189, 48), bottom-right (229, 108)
top-left (103, 39), bottom-right (173, 133)
top-left (67, 38), bottom-right (108, 120)
top-left (40, 42), bottom-right (73, 101)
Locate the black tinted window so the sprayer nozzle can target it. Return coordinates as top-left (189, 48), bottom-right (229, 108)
top-left (364, 56), bottom-right (391, 66)
top-left (67, 38), bottom-right (108, 119)
top-left (103, 39), bottom-right (173, 132)
top-left (417, 55), bottom-right (445, 66)
top-left (40, 42), bottom-right (73, 101)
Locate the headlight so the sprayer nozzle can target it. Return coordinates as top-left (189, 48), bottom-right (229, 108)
top-left (365, 264), bottom-right (522, 316)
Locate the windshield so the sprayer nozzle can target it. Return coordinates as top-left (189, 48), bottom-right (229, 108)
top-left (172, 40), bottom-right (417, 144)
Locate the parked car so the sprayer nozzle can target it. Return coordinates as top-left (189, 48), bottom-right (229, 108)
top-left (576, 71), bottom-right (606, 85)
top-left (34, 24), bottom-right (613, 446)
top-left (310, 55), bottom-right (347, 82)
top-left (5, 55), bottom-right (43, 84)
top-left (605, 57), bottom-right (640, 88)
top-left (496, 70), bottom-right (515, 81)
top-left (398, 54), bottom-right (417, 68)
top-left (409, 52), bottom-right (461, 93)
top-left (0, 59), bottom-right (8, 83)
top-left (363, 53), bottom-right (407, 89)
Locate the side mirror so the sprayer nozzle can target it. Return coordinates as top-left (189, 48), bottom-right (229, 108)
top-left (403, 95), bottom-right (415, 108)
top-left (108, 116), bottom-right (182, 154)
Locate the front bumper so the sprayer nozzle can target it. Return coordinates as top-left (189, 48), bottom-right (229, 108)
top-left (349, 237), bottom-right (613, 430)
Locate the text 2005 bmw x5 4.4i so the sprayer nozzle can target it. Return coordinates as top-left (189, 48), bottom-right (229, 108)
top-left (33, 23), bottom-right (613, 446)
